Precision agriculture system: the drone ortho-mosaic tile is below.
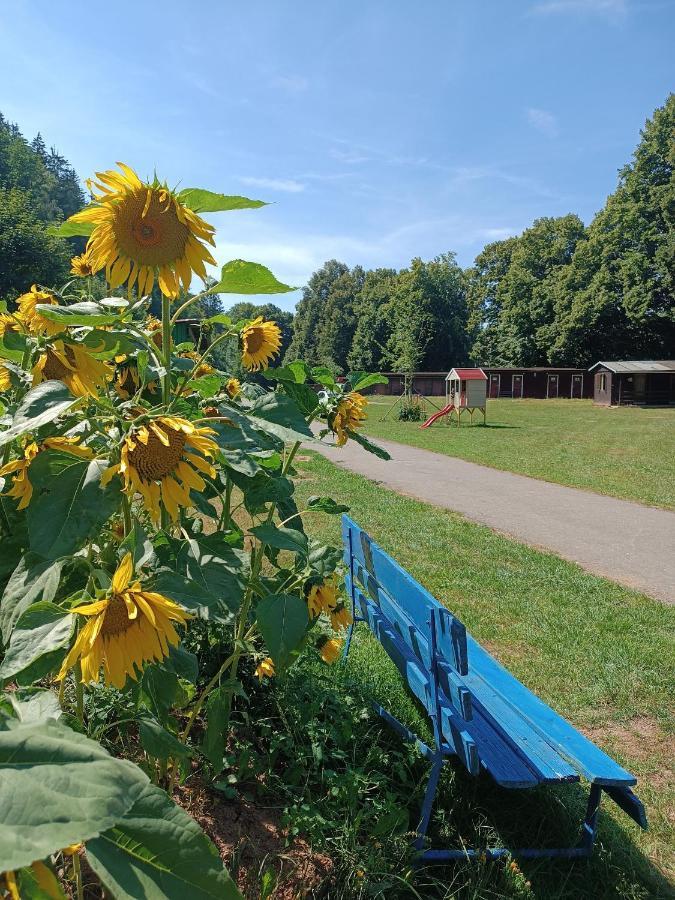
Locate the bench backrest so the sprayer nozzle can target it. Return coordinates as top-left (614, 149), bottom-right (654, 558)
top-left (342, 515), bottom-right (479, 773)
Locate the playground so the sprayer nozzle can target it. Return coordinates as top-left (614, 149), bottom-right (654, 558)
top-left (363, 396), bottom-right (675, 509)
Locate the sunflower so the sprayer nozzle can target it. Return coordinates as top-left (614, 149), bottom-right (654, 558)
top-left (115, 363), bottom-right (141, 399)
top-left (1, 846), bottom-right (81, 900)
top-left (0, 311), bottom-right (25, 337)
top-left (70, 250), bottom-right (95, 276)
top-left (0, 440), bottom-right (39, 509)
top-left (255, 657), bottom-right (275, 680)
top-left (33, 339), bottom-right (112, 398)
top-left (16, 285), bottom-right (62, 336)
top-left (145, 316), bottom-right (163, 348)
top-left (0, 363), bottom-right (11, 392)
top-left (103, 416), bottom-right (218, 524)
top-left (240, 317), bottom-right (282, 371)
top-left (58, 553), bottom-right (191, 689)
top-left (307, 575), bottom-right (340, 618)
top-left (179, 350), bottom-right (215, 380)
top-left (331, 391), bottom-right (367, 447)
top-left (318, 636), bottom-right (342, 664)
top-left (0, 437), bottom-right (92, 509)
top-left (329, 603), bottom-right (352, 632)
top-left (67, 163), bottom-right (217, 299)
top-left (225, 377), bottom-right (241, 399)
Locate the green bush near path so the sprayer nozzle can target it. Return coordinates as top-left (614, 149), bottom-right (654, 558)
top-left (272, 452), bottom-right (675, 897)
top-left (362, 398), bottom-right (675, 510)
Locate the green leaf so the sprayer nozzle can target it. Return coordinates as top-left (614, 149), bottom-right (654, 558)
top-left (247, 392), bottom-right (314, 443)
top-left (348, 429), bottom-right (391, 461)
top-left (36, 301), bottom-right (120, 326)
top-left (306, 496), bottom-right (350, 515)
top-left (0, 602), bottom-right (73, 685)
top-left (201, 684), bottom-right (230, 773)
top-left (164, 645), bottom-right (199, 685)
top-left (262, 361), bottom-right (310, 384)
top-left (8, 688), bottom-right (62, 724)
top-left (80, 328), bottom-right (136, 358)
top-left (205, 313), bottom-right (232, 326)
top-left (255, 593), bottom-right (309, 669)
top-left (0, 555), bottom-right (64, 644)
top-left (0, 719), bottom-right (148, 871)
top-left (209, 260), bottom-right (296, 295)
top-left (218, 447), bottom-right (262, 477)
top-left (347, 371), bottom-right (388, 392)
top-left (0, 382), bottom-right (78, 449)
top-left (86, 781), bottom-right (242, 900)
top-left (281, 382), bottom-right (320, 416)
top-left (0, 332), bottom-right (26, 363)
top-left (308, 541), bottom-right (343, 577)
top-left (138, 715), bottom-right (191, 761)
top-left (190, 374), bottom-right (224, 399)
top-left (310, 366), bottom-right (337, 388)
top-left (249, 523), bottom-right (308, 556)
top-left (28, 458), bottom-right (121, 560)
top-left (176, 533), bottom-right (248, 616)
top-left (47, 216), bottom-right (95, 238)
top-left (178, 188), bottom-right (267, 214)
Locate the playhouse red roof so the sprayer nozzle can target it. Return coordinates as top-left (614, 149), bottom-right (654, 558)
top-left (447, 368), bottom-right (487, 380)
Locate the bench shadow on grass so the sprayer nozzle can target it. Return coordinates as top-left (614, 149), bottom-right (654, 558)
top-left (343, 637), bottom-right (671, 900)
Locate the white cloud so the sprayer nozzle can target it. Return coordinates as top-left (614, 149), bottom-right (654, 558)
top-left (526, 107), bottom-right (559, 137)
top-left (529, 0), bottom-right (627, 17)
top-left (239, 176), bottom-right (305, 193)
top-left (270, 74), bottom-right (309, 94)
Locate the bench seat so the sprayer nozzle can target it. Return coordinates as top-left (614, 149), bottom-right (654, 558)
top-left (341, 514), bottom-right (647, 860)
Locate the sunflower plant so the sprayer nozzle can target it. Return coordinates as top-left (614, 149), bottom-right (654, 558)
top-left (0, 162), bottom-right (388, 899)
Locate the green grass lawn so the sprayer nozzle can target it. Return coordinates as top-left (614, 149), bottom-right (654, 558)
top-left (360, 398), bottom-right (675, 509)
top-left (291, 452), bottom-right (675, 898)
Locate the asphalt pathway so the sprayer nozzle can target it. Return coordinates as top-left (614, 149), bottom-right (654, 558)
top-left (311, 434), bottom-right (675, 604)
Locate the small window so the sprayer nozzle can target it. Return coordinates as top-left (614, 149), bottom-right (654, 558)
top-left (599, 374), bottom-right (606, 391)
top-left (461, 380), bottom-right (466, 392)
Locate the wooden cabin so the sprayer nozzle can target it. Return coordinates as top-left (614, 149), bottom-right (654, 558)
top-left (482, 367), bottom-right (592, 399)
top-left (589, 361), bottom-right (675, 406)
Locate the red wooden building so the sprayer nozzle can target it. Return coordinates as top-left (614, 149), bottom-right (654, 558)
top-left (370, 368), bottom-right (593, 399)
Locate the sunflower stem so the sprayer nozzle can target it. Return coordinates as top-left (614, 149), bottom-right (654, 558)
top-left (72, 850), bottom-right (84, 900)
top-left (75, 663), bottom-right (84, 725)
top-left (161, 296), bottom-right (172, 407)
top-left (122, 494), bottom-right (132, 537)
top-left (170, 288), bottom-right (210, 326)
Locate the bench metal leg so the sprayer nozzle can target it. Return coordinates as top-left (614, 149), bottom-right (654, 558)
top-left (415, 751), bottom-right (444, 851)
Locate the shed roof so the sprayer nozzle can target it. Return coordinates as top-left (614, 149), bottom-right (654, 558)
top-left (589, 360), bottom-right (675, 374)
top-left (447, 368), bottom-right (487, 381)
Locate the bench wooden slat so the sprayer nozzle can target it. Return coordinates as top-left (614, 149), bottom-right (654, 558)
top-left (343, 517), bottom-right (468, 674)
top-left (467, 637), bottom-right (637, 787)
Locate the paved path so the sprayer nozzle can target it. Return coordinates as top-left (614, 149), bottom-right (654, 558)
top-left (311, 435), bottom-right (675, 604)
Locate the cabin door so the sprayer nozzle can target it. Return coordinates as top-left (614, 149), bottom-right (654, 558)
top-left (512, 374), bottom-right (523, 398)
top-left (489, 374), bottom-right (500, 398)
top-left (571, 374), bottom-right (583, 398)
top-left (547, 374), bottom-right (559, 398)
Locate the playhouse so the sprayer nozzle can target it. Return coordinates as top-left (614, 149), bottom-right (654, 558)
top-left (421, 368), bottom-right (487, 427)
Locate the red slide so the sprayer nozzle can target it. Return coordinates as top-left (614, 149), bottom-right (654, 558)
top-left (420, 402), bottom-right (454, 428)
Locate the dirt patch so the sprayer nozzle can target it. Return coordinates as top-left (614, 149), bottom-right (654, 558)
top-left (582, 716), bottom-right (674, 770)
top-left (481, 639), bottom-right (541, 666)
top-left (174, 781), bottom-right (333, 899)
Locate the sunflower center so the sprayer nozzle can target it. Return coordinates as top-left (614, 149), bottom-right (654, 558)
top-left (101, 594), bottom-right (136, 637)
top-left (128, 424), bottom-right (186, 482)
top-left (43, 348), bottom-right (72, 381)
top-left (245, 328), bottom-right (264, 354)
top-left (113, 189), bottom-right (190, 266)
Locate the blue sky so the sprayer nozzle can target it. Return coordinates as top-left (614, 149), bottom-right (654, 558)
top-left (1, 0), bottom-right (673, 311)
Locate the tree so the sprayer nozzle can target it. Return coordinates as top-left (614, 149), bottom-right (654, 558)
top-left (0, 113), bottom-right (86, 298)
top-left (348, 268), bottom-right (396, 371)
top-left (549, 94), bottom-right (675, 364)
top-left (0, 188), bottom-right (72, 298)
top-left (285, 260), bottom-right (350, 367)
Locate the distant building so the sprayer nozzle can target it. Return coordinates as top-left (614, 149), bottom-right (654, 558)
top-left (369, 368), bottom-right (592, 399)
top-left (482, 367), bottom-right (592, 399)
top-left (589, 361), bottom-right (675, 406)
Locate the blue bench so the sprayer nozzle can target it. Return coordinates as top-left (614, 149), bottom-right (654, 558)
top-left (341, 515), bottom-right (647, 862)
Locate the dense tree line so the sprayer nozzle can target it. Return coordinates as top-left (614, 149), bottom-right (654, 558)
top-left (288, 95), bottom-right (674, 371)
top-left (0, 113), bottom-right (85, 298)
top-left (1, 95), bottom-right (672, 369)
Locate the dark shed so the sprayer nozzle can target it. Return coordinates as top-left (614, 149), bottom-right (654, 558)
top-left (589, 361), bottom-right (675, 406)
top-left (481, 368), bottom-right (592, 399)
